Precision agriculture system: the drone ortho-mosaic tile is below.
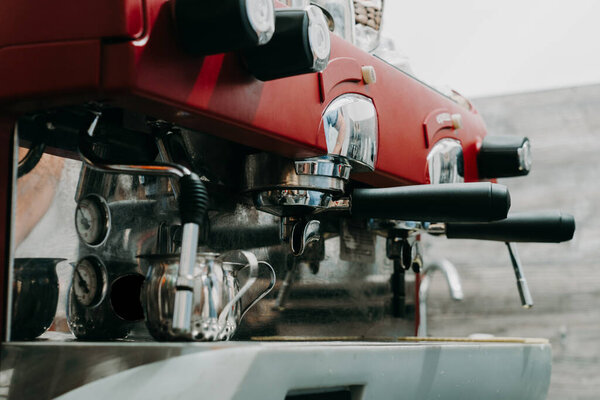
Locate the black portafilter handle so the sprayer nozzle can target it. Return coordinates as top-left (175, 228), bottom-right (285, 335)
top-left (351, 182), bottom-right (510, 222)
top-left (445, 211), bottom-right (575, 243)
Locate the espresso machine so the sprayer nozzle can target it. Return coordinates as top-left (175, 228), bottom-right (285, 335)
top-left (0, 0), bottom-right (575, 398)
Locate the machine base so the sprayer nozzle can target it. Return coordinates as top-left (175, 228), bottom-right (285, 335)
top-left (1, 335), bottom-right (551, 399)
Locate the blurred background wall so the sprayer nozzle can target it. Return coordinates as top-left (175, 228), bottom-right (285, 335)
top-left (424, 84), bottom-right (600, 399)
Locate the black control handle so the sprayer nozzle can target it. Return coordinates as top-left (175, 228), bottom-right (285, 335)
top-left (478, 135), bottom-right (531, 178)
top-left (446, 211), bottom-right (575, 242)
top-left (351, 182), bottom-right (510, 222)
top-left (242, 7), bottom-right (330, 81)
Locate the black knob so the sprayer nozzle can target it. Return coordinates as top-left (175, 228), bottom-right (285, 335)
top-left (243, 6), bottom-right (331, 81)
top-left (478, 135), bottom-right (532, 178)
top-left (173, 0), bottom-right (275, 55)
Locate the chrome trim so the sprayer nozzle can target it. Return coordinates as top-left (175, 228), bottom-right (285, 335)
top-left (295, 156), bottom-right (352, 179)
top-left (244, 153), bottom-right (350, 194)
top-left (75, 194), bottom-right (111, 248)
top-left (79, 123), bottom-right (200, 339)
top-left (311, 0), bottom-right (355, 43)
top-left (517, 139), bottom-right (532, 172)
top-left (245, 0), bottom-right (276, 45)
top-left (506, 242), bottom-right (534, 308)
top-left (142, 251), bottom-right (275, 341)
top-left (426, 139), bottom-right (465, 184)
top-left (290, 219), bottom-right (321, 256)
top-left (254, 189), bottom-right (346, 216)
top-left (79, 144), bottom-right (191, 178)
top-left (425, 222), bottom-right (446, 235)
top-left (322, 94), bottom-right (378, 171)
top-left (307, 5), bottom-right (331, 71)
top-left (171, 223), bottom-right (200, 335)
top-left (245, 152), bottom-right (355, 215)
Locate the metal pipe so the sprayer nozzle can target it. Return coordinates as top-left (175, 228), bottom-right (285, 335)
top-left (79, 138), bottom-right (190, 178)
top-left (506, 242), bottom-right (534, 308)
top-left (171, 223), bottom-right (200, 334)
top-left (79, 126), bottom-right (203, 338)
top-left (417, 259), bottom-right (463, 337)
top-left (155, 135), bottom-right (182, 198)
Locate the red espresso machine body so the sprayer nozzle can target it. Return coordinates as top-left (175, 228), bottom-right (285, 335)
top-left (0, 2), bottom-right (563, 399)
top-left (0, 0), bottom-right (486, 183)
top-left (0, 0), bottom-right (489, 337)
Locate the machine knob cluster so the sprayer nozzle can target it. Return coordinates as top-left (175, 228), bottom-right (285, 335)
top-left (173, 0), bottom-right (275, 55)
top-left (173, 1), bottom-right (332, 80)
top-left (478, 135), bottom-right (532, 178)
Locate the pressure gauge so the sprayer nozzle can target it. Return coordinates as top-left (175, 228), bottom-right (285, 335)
top-left (75, 194), bottom-right (110, 246)
top-left (72, 257), bottom-right (106, 307)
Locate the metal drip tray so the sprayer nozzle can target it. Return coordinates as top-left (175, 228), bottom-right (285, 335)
top-left (1, 337), bottom-right (551, 400)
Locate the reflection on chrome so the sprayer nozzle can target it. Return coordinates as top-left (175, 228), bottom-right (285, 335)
top-left (322, 93), bottom-right (378, 172)
top-left (427, 139), bottom-right (465, 184)
top-left (312, 0), bottom-right (356, 43)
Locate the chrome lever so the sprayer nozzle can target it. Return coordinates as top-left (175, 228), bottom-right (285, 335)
top-left (506, 242), bottom-right (534, 308)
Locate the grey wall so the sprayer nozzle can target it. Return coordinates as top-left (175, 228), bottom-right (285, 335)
top-left (425, 84), bottom-right (600, 399)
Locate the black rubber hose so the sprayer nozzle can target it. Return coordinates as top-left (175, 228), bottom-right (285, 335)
top-left (178, 173), bottom-right (209, 225)
top-left (18, 141), bottom-right (46, 178)
top-left (79, 129), bottom-right (209, 226)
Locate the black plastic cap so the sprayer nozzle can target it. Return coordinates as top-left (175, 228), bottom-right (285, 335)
top-left (446, 211), bottom-right (576, 243)
top-left (173, 0), bottom-right (264, 55)
top-left (243, 9), bottom-right (321, 81)
top-left (490, 183), bottom-right (512, 221)
top-left (351, 182), bottom-right (511, 223)
top-left (478, 135), bottom-right (531, 178)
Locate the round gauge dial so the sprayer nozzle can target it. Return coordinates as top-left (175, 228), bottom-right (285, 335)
top-left (75, 195), bottom-right (110, 246)
top-left (73, 258), bottom-right (106, 307)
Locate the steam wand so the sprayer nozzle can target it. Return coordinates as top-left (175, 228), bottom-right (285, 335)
top-left (78, 114), bottom-right (208, 338)
top-left (506, 242), bottom-right (534, 308)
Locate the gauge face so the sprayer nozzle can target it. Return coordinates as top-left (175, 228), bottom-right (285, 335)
top-left (75, 195), bottom-right (109, 246)
top-left (73, 258), bottom-right (105, 307)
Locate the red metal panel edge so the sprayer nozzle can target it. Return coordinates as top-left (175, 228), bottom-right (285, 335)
top-left (0, 0), bottom-right (144, 48)
top-left (423, 108), bottom-right (455, 148)
top-left (318, 57), bottom-right (363, 103)
top-left (0, 118), bottom-right (14, 343)
top-left (0, 40), bottom-right (102, 108)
